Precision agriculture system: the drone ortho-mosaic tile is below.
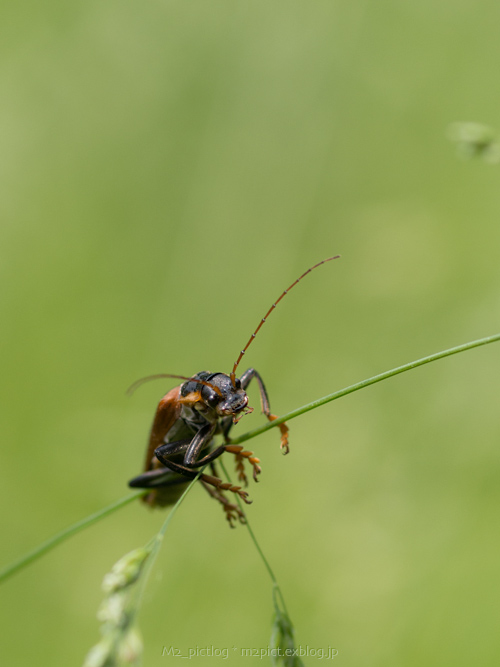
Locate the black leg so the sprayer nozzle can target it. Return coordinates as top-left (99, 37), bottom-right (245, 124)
top-left (128, 466), bottom-right (189, 489)
top-left (152, 438), bottom-right (192, 458)
top-left (183, 423), bottom-right (217, 466)
top-left (155, 445), bottom-right (251, 504)
top-left (240, 367), bottom-right (271, 412)
top-left (130, 431), bottom-right (215, 488)
top-left (154, 423), bottom-right (229, 470)
top-left (225, 368), bottom-right (290, 453)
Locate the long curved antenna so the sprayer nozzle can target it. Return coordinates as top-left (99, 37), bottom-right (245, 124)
top-left (230, 255), bottom-right (341, 386)
top-left (126, 374), bottom-right (222, 397)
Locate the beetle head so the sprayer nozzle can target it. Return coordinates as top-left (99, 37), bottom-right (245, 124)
top-left (201, 373), bottom-right (252, 421)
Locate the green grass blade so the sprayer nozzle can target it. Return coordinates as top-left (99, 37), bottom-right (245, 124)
top-left (0, 491), bottom-right (144, 585)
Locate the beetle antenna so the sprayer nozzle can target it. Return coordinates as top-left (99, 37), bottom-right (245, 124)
top-left (127, 374), bottom-right (222, 397)
top-left (230, 255), bottom-right (341, 386)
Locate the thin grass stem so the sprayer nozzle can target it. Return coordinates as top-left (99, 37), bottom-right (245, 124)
top-left (127, 469), bottom-right (204, 628)
top-left (219, 460), bottom-right (290, 618)
top-left (0, 491), bottom-right (145, 585)
top-left (230, 332), bottom-right (500, 445)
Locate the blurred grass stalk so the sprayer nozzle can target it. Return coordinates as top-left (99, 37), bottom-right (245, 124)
top-left (220, 459), bottom-right (304, 667)
top-left (83, 469), bottom-right (205, 667)
top-left (85, 461), bottom-right (302, 667)
top-left (448, 121), bottom-right (500, 163)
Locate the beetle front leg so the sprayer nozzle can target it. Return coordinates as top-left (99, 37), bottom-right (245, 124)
top-left (182, 429), bottom-right (262, 486)
top-left (179, 423), bottom-right (260, 480)
top-left (155, 423), bottom-right (219, 469)
top-left (224, 445), bottom-right (262, 484)
top-left (232, 368), bottom-right (290, 454)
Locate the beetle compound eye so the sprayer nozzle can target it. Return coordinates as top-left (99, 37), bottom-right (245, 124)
top-left (234, 378), bottom-right (241, 389)
top-left (206, 391), bottom-right (220, 408)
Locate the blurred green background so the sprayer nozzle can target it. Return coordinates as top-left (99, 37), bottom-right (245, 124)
top-left (2, 1), bottom-right (500, 665)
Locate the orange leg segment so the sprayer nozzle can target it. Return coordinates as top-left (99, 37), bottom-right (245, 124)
top-left (201, 480), bottom-right (246, 528)
top-left (267, 414), bottom-right (289, 454)
top-left (224, 444), bottom-right (262, 484)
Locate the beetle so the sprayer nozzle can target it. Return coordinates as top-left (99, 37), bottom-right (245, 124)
top-left (128, 255), bottom-right (340, 526)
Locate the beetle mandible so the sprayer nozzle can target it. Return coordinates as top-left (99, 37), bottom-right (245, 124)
top-left (128, 255), bottom-right (340, 526)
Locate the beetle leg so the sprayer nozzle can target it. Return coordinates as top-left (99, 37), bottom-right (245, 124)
top-left (234, 452), bottom-right (246, 485)
top-left (154, 447), bottom-right (252, 504)
top-left (231, 368), bottom-right (290, 454)
top-left (155, 425), bottom-right (253, 503)
top-left (209, 461), bottom-right (246, 526)
top-left (154, 424), bottom-right (219, 469)
top-left (267, 415), bottom-right (289, 455)
top-left (220, 415), bottom-right (233, 443)
top-left (128, 464), bottom-right (190, 489)
top-left (183, 423), bottom-right (217, 466)
top-left (128, 460), bottom-right (191, 508)
top-left (181, 425), bottom-right (251, 472)
top-left (201, 472), bottom-right (252, 504)
top-left (200, 480), bottom-right (246, 528)
top-left (191, 441), bottom-right (261, 492)
top-left (224, 444), bottom-right (262, 485)
top-left (147, 437), bottom-right (192, 462)
top-left (156, 424), bottom-right (241, 471)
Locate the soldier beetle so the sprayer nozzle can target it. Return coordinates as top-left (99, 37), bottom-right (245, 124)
top-left (128, 256), bottom-right (340, 526)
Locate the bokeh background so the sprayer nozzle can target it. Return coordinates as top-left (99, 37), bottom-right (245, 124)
top-left (2, 1), bottom-right (500, 665)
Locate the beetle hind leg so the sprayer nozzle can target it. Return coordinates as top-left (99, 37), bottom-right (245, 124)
top-left (201, 473), bottom-right (252, 505)
top-left (201, 480), bottom-right (246, 528)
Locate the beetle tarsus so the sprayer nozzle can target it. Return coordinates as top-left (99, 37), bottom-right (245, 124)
top-left (201, 481), bottom-right (246, 527)
top-left (268, 414), bottom-right (289, 454)
top-left (224, 444), bottom-right (262, 486)
top-left (233, 452), bottom-right (248, 485)
top-left (202, 473), bottom-right (252, 504)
